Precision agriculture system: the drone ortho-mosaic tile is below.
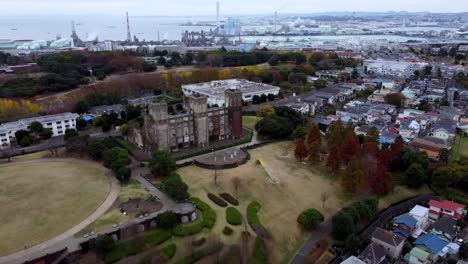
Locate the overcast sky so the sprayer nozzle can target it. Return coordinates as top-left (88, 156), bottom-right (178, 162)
top-left (2, 0), bottom-right (467, 16)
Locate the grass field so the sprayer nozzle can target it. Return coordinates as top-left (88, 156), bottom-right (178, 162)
top-left (0, 159), bottom-right (109, 256)
top-left (177, 141), bottom-right (347, 263)
top-left (450, 135), bottom-right (468, 161)
top-left (242, 115), bottom-right (260, 130)
top-left (379, 185), bottom-right (433, 209)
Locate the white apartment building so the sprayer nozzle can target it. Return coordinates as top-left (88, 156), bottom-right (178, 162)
top-left (364, 59), bottom-right (428, 78)
top-left (0, 112), bottom-right (79, 148)
top-left (182, 79), bottom-right (280, 106)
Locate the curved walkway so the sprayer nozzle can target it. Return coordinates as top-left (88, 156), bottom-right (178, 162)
top-left (0, 158), bottom-right (120, 264)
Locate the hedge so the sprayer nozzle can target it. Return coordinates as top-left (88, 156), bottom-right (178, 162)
top-left (104, 239), bottom-right (145, 263)
top-left (161, 243), bottom-right (177, 259)
top-left (247, 201), bottom-right (262, 226)
top-left (142, 229), bottom-right (172, 247)
top-left (220, 192), bottom-right (239, 206)
top-left (207, 193), bottom-right (228, 207)
top-left (172, 197), bottom-right (216, 236)
top-left (251, 237), bottom-right (268, 264)
top-left (174, 242), bottom-right (224, 264)
top-left (226, 207), bottom-right (242, 225)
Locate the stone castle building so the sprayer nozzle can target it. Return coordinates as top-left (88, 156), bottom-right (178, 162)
top-left (129, 89), bottom-right (242, 152)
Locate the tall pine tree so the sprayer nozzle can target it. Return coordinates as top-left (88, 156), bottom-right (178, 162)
top-left (341, 157), bottom-right (364, 193)
top-left (294, 139), bottom-right (309, 162)
top-left (326, 144), bottom-right (341, 175)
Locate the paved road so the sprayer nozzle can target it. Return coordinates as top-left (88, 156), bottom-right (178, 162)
top-left (289, 221), bottom-right (332, 264)
top-left (0, 159), bottom-right (120, 264)
top-left (176, 130), bottom-right (259, 166)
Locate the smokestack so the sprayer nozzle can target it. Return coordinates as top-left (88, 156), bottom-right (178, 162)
top-left (126, 12), bottom-right (132, 42)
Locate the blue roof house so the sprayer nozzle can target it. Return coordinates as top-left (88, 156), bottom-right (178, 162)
top-left (414, 234), bottom-right (449, 262)
top-left (393, 214), bottom-right (418, 237)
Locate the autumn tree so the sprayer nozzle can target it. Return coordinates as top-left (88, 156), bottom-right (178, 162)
top-left (378, 148), bottom-right (394, 169)
top-left (257, 105), bottom-right (275, 118)
top-left (370, 164), bottom-right (393, 195)
top-left (294, 139), bottom-right (308, 161)
top-left (391, 136), bottom-right (404, 154)
top-left (326, 144), bottom-right (341, 175)
top-left (341, 157), bottom-right (364, 193)
top-left (306, 123), bottom-right (321, 162)
top-left (384, 93), bottom-right (405, 108)
top-left (325, 120), bottom-right (344, 147)
top-left (342, 136), bottom-right (360, 162)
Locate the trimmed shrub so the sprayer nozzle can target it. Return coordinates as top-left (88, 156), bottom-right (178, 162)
top-left (160, 174), bottom-right (189, 201)
top-left (247, 201), bottom-right (262, 226)
top-left (207, 193), bottom-right (227, 207)
top-left (222, 226), bottom-right (234, 235)
top-left (192, 237), bottom-right (206, 246)
top-left (104, 239), bottom-right (145, 263)
top-left (297, 209), bottom-right (324, 230)
top-left (220, 193), bottom-right (239, 206)
top-left (226, 207), bottom-right (242, 225)
top-left (161, 243), bottom-right (176, 259)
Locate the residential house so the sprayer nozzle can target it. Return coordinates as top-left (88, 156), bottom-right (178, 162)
top-left (438, 106), bottom-right (460, 121)
top-left (413, 234), bottom-right (449, 262)
top-left (368, 89), bottom-right (392, 103)
top-left (288, 103), bottom-right (310, 115)
top-left (429, 120), bottom-right (457, 141)
top-left (393, 213), bottom-right (418, 238)
top-left (409, 138), bottom-right (448, 159)
top-left (340, 256), bottom-right (367, 264)
top-left (336, 105), bottom-right (370, 122)
top-left (428, 200), bottom-right (466, 221)
top-left (430, 216), bottom-right (458, 243)
top-left (408, 247), bottom-right (431, 264)
top-left (359, 242), bottom-right (387, 264)
top-left (379, 131), bottom-right (399, 145)
top-left (399, 119), bottom-right (420, 140)
top-left (371, 228), bottom-right (406, 259)
top-left (409, 205), bottom-right (430, 232)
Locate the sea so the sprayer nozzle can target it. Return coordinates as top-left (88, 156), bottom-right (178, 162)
top-left (0, 15), bottom-right (216, 41)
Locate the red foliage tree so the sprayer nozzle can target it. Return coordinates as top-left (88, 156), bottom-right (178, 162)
top-left (391, 136), bottom-right (404, 155)
top-left (326, 144), bottom-right (341, 175)
top-left (294, 139), bottom-right (309, 162)
top-left (342, 136), bottom-right (360, 162)
top-left (378, 149), bottom-right (394, 169)
top-left (370, 164), bottom-right (393, 195)
top-left (362, 141), bottom-right (378, 157)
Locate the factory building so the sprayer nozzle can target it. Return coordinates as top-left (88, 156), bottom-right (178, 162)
top-left (182, 79), bottom-right (280, 106)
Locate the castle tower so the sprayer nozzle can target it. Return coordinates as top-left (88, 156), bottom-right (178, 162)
top-left (225, 89), bottom-right (243, 138)
top-left (188, 95), bottom-right (209, 147)
top-left (147, 101), bottom-right (170, 151)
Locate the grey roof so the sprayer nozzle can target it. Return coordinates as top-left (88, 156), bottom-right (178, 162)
top-left (372, 228), bottom-right (406, 247)
top-left (0, 112), bottom-right (79, 132)
top-left (89, 104), bottom-right (124, 115)
top-left (432, 120), bottom-right (457, 134)
top-left (431, 216), bottom-right (457, 236)
top-left (171, 202), bottom-right (195, 215)
top-left (359, 243), bottom-right (386, 264)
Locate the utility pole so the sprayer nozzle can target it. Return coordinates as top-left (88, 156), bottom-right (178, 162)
top-left (126, 12), bottom-right (132, 42)
top-left (274, 11), bottom-right (277, 33)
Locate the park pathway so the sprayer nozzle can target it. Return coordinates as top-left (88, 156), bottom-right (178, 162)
top-left (0, 161), bottom-right (120, 264)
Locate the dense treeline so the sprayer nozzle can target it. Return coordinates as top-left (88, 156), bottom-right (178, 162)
top-left (0, 51), bottom-right (146, 98)
top-left (196, 49), bottom-right (274, 67)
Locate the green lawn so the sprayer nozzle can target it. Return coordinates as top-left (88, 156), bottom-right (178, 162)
top-left (119, 181), bottom-right (151, 202)
top-left (116, 138), bottom-right (140, 152)
top-left (74, 209), bottom-right (129, 238)
top-left (450, 135), bottom-right (468, 161)
top-left (242, 115), bottom-right (260, 130)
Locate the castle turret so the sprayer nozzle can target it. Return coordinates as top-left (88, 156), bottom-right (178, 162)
top-left (225, 89), bottom-right (243, 138)
top-left (188, 95), bottom-right (209, 147)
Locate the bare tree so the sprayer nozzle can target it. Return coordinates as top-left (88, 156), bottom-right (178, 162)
top-left (232, 177), bottom-right (241, 194)
top-left (320, 192), bottom-right (329, 209)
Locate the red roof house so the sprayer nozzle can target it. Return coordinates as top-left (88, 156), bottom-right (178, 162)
top-left (428, 200), bottom-right (466, 220)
